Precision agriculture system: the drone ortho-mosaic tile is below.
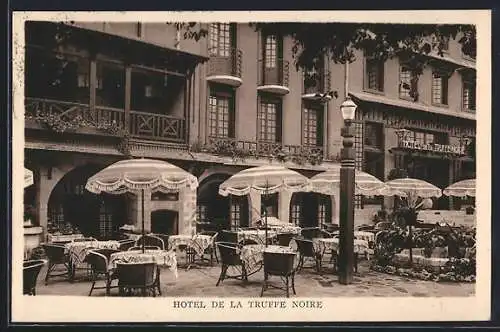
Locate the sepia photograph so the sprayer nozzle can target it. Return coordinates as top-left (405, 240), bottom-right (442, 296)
top-left (11, 10), bottom-right (491, 322)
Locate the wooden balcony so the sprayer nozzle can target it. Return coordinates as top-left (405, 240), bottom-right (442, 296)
top-left (206, 136), bottom-right (324, 165)
top-left (302, 70), bottom-right (332, 101)
top-left (206, 47), bottom-right (243, 87)
top-left (25, 97), bottom-right (186, 144)
top-left (257, 59), bottom-right (290, 95)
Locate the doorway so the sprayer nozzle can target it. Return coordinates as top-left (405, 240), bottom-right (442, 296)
top-left (151, 210), bottom-right (178, 235)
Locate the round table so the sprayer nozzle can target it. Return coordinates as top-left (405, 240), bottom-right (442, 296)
top-left (65, 240), bottom-right (120, 266)
top-left (109, 249), bottom-right (178, 278)
top-left (168, 234), bottom-right (214, 256)
top-left (312, 238), bottom-right (370, 257)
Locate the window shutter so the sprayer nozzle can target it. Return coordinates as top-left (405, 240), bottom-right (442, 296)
top-left (228, 92), bottom-right (235, 138)
top-left (230, 24), bottom-right (237, 49)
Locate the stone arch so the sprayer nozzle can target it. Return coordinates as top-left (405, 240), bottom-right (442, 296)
top-left (197, 170), bottom-right (249, 231)
top-left (46, 163), bottom-right (128, 239)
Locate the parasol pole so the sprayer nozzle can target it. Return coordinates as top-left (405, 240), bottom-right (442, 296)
top-left (265, 179), bottom-right (269, 247)
top-left (141, 188), bottom-right (145, 253)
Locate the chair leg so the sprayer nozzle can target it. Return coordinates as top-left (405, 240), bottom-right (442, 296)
top-left (260, 273), bottom-right (267, 297)
top-left (44, 263), bottom-right (54, 285)
top-left (89, 280), bottom-right (96, 296)
top-left (286, 277), bottom-right (290, 298)
top-left (156, 267), bottom-right (162, 296)
top-left (354, 253), bottom-right (358, 273)
top-left (216, 265), bottom-right (227, 286)
top-left (292, 274), bottom-right (296, 295)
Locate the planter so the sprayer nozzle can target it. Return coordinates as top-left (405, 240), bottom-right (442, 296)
top-left (24, 226), bottom-right (43, 259)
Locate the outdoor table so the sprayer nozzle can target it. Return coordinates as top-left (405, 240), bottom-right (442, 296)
top-left (237, 229), bottom-right (278, 245)
top-left (65, 240), bottom-right (120, 267)
top-left (312, 237), bottom-right (371, 258)
top-left (168, 234), bottom-right (213, 256)
top-left (239, 244), bottom-right (298, 275)
top-left (354, 231), bottom-right (375, 243)
top-left (47, 233), bottom-right (84, 243)
top-left (109, 249), bottom-right (178, 278)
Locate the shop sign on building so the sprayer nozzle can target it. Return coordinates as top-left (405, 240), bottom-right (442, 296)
top-left (398, 139), bottom-right (466, 155)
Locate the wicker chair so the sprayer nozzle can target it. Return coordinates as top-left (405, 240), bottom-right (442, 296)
top-left (295, 238), bottom-right (321, 273)
top-left (42, 243), bottom-right (71, 284)
top-left (260, 251), bottom-right (296, 298)
top-left (219, 230), bottom-right (239, 245)
top-left (128, 246), bottom-right (161, 251)
top-left (72, 237), bottom-right (98, 243)
top-left (136, 235), bottom-right (165, 250)
top-left (116, 262), bottom-right (159, 297)
top-left (301, 227), bottom-right (321, 240)
top-left (198, 231), bottom-right (219, 265)
top-left (118, 239), bottom-right (136, 251)
top-left (86, 249), bottom-right (120, 296)
top-left (151, 233), bottom-right (169, 250)
top-left (215, 242), bottom-right (247, 286)
top-left (276, 233), bottom-right (295, 247)
top-left (23, 260), bottom-right (47, 295)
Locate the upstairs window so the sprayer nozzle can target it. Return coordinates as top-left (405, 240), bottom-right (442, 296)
top-left (208, 86), bottom-right (235, 138)
top-left (209, 23), bottom-right (232, 57)
top-left (399, 65), bottom-right (418, 101)
top-left (463, 80), bottom-right (476, 112)
top-left (264, 35), bottom-right (277, 68)
top-left (302, 104), bottom-right (324, 147)
top-left (364, 122), bottom-right (384, 149)
top-left (432, 71), bottom-right (449, 106)
top-left (258, 98), bottom-right (282, 142)
top-left (365, 58), bottom-right (384, 92)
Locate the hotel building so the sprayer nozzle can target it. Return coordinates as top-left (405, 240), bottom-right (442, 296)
top-left (23, 21), bottom-right (476, 241)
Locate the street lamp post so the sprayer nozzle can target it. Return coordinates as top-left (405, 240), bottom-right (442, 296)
top-left (338, 97), bottom-right (357, 285)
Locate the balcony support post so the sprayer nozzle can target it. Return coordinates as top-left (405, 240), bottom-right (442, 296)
top-left (89, 58), bottom-right (97, 121)
top-left (124, 66), bottom-right (132, 131)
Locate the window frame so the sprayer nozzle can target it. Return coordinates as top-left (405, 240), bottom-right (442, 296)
top-left (462, 79), bottom-right (476, 112)
top-left (431, 71), bottom-right (449, 106)
top-left (364, 57), bottom-right (385, 93)
top-left (302, 102), bottom-right (324, 147)
top-left (258, 96), bottom-right (282, 143)
top-left (208, 85), bottom-right (235, 139)
top-left (398, 64), bottom-right (418, 101)
top-left (209, 23), bottom-right (233, 57)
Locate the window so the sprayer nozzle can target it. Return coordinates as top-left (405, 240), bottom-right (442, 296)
top-left (364, 122), bottom-right (383, 149)
top-left (98, 201), bottom-right (114, 239)
top-left (411, 130), bottom-right (443, 145)
top-left (230, 200), bottom-right (241, 229)
top-left (264, 35), bottom-right (277, 68)
top-left (130, 67), bottom-right (184, 114)
top-left (363, 152), bottom-right (384, 206)
top-left (399, 65), bottom-right (418, 100)
top-left (197, 205), bottom-right (208, 223)
top-left (261, 193), bottom-right (278, 217)
top-left (209, 23), bottom-right (231, 57)
top-left (317, 196), bottom-right (331, 228)
top-left (258, 98), bottom-right (281, 142)
top-left (208, 87), bottom-right (234, 138)
top-left (432, 72), bottom-right (449, 105)
top-left (96, 61), bottom-right (125, 109)
top-left (463, 81), bottom-right (476, 112)
top-left (303, 105), bottom-right (323, 147)
top-left (290, 204), bottom-right (301, 226)
top-left (25, 48), bottom-right (90, 104)
top-left (365, 58), bottom-right (384, 92)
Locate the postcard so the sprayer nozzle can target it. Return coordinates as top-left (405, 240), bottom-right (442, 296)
top-left (11, 10), bottom-right (491, 323)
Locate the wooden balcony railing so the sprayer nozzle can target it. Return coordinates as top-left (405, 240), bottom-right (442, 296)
top-left (207, 47), bottom-right (243, 79)
top-left (25, 97), bottom-right (186, 143)
top-left (257, 59), bottom-right (290, 88)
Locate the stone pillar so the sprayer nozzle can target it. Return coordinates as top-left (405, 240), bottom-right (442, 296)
top-left (331, 194), bottom-right (338, 224)
top-left (332, 187), bottom-right (340, 224)
top-left (248, 191), bottom-right (261, 226)
top-left (130, 192), bottom-right (151, 233)
top-left (178, 188), bottom-right (197, 235)
top-left (278, 191), bottom-right (292, 223)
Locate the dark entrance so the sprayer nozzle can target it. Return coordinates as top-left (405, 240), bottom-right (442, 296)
top-left (197, 174), bottom-right (231, 231)
top-left (47, 164), bottom-right (127, 240)
top-left (406, 156), bottom-right (450, 209)
top-left (290, 193), bottom-right (332, 228)
top-left (151, 210), bottom-right (178, 235)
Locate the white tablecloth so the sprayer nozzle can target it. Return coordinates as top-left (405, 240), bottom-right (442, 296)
top-left (65, 240), bottom-right (120, 265)
top-left (312, 238), bottom-right (370, 258)
top-left (109, 249), bottom-right (178, 278)
top-left (237, 230), bottom-right (278, 245)
top-left (168, 234), bottom-right (214, 256)
top-left (354, 231), bottom-right (375, 243)
top-left (48, 234), bottom-right (84, 243)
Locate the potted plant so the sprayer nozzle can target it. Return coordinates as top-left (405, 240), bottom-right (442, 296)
top-left (23, 204), bottom-right (36, 227)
